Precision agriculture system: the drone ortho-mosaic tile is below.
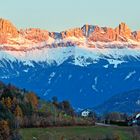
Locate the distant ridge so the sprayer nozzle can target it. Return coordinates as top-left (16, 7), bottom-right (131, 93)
top-left (95, 89), bottom-right (140, 114)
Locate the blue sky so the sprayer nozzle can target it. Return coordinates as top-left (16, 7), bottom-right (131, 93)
top-left (0, 0), bottom-right (140, 32)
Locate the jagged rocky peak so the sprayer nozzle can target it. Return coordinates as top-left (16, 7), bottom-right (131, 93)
top-left (132, 31), bottom-right (140, 41)
top-left (88, 26), bottom-right (118, 42)
top-left (20, 28), bottom-right (49, 42)
top-left (81, 24), bottom-right (95, 37)
top-left (88, 22), bottom-right (133, 42)
top-left (102, 27), bottom-right (117, 40)
top-left (0, 18), bottom-right (18, 37)
top-left (115, 22), bottom-right (131, 39)
top-left (61, 28), bottom-right (83, 38)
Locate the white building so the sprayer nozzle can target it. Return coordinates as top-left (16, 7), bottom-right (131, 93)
top-left (128, 112), bottom-right (140, 126)
top-left (81, 109), bottom-right (92, 117)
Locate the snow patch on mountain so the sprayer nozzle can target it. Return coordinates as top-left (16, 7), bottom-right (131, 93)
top-left (92, 77), bottom-right (98, 92)
top-left (0, 51), bottom-right (16, 61)
top-left (92, 85), bottom-right (98, 92)
top-left (23, 69), bottom-right (29, 73)
top-left (68, 74), bottom-right (72, 80)
top-left (43, 89), bottom-right (51, 96)
top-left (0, 76), bottom-right (10, 79)
top-left (48, 72), bottom-right (56, 84)
top-left (103, 64), bottom-right (109, 68)
top-left (107, 59), bottom-right (125, 68)
top-left (50, 72), bottom-right (56, 78)
top-left (94, 77), bottom-right (98, 85)
top-left (136, 100), bottom-right (140, 105)
top-left (124, 71), bottom-right (136, 80)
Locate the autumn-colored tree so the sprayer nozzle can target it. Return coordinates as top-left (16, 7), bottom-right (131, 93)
top-left (1, 97), bottom-right (5, 105)
top-left (14, 105), bottom-right (23, 128)
top-left (0, 120), bottom-right (10, 140)
top-left (26, 92), bottom-right (38, 109)
top-left (4, 97), bottom-right (12, 109)
top-left (12, 97), bottom-right (17, 105)
top-left (14, 105), bottom-right (23, 117)
top-left (0, 81), bottom-right (84, 129)
top-left (59, 100), bottom-right (74, 116)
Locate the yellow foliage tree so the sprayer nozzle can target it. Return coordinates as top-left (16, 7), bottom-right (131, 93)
top-left (4, 97), bottom-right (12, 109)
top-left (1, 97), bottom-right (5, 105)
top-left (14, 105), bottom-right (23, 117)
top-left (26, 92), bottom-right (38, 109)
top-left (0, 120), bottom-right (10, 140)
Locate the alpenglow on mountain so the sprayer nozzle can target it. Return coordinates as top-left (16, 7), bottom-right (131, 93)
top-left (0, 18), bottom-right (140, 111)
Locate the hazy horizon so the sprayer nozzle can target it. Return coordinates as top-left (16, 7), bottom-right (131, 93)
top-left (0, 0), bottom-right (140, 32)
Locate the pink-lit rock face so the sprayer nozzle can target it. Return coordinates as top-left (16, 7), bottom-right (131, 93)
top-left (88, 26), bottom-right (117, 42)
top-left (20, 28), bottom-right (49, 42)
top-left (89, 23), bottom-right (133, 42)
top-left (0, 18), bottom-right (18, 43)
top-left (115, 22), bottom-right (132, 41)
top-left (0, 18), bottom-right (140, 46)
top-left (61, 28), bottom-right (83, 38)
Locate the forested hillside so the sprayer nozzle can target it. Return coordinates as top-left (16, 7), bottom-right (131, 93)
top-left (0, 81), bottom-right (94, 140)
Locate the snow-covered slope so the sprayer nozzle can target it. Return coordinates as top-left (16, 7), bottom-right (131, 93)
top-left (1, 42), bottom-right (140, 67)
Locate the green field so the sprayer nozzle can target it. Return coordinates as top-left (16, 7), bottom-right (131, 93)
top-left (20, 126), bottom-right (140, 140)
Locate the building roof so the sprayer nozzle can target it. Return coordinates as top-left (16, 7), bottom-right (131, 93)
top-left (81, 109), bottom-right (93, 112)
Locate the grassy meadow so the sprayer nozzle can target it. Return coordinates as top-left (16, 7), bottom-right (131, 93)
top-left (20, 126), bottom-right (140, 140)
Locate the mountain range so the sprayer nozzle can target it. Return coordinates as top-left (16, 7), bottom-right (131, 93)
top-left (0, 18), bottom-right (140, 113)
